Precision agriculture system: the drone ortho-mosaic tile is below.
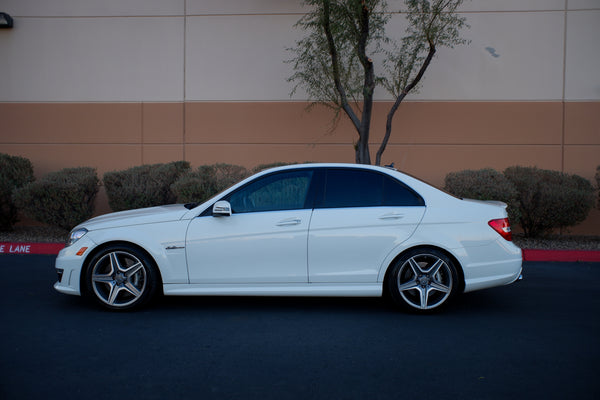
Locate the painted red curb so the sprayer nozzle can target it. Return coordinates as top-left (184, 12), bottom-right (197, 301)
top-left (1, 242), bottom-right (599, 262)
top-left (0, 242), bottom-right (65, 255)
top-left (522, 249), bottom-right (600, 262)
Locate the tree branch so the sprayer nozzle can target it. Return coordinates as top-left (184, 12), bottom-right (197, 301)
top-left (322, 0), bottom-right (361, 131)
top-left (376, 43), bottom-right (436, 166)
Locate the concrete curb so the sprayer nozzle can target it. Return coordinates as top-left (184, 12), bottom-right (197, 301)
top-left (1, 241), bottom-right (599, 262)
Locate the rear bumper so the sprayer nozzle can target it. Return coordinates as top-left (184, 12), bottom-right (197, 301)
top-left (462, 239), bottom-right (523, 293)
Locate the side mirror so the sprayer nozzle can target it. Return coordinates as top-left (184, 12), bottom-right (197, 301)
top-left (212, 200), bottom-right (232, 217)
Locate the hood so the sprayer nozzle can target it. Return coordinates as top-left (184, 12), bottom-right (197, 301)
top-left (77, 204), bottom-right (190, 231)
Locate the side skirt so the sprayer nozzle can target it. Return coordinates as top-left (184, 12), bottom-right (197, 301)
top-left (163, 283), bottom-right (382, 297)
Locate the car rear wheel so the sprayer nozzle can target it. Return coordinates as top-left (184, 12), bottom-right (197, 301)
top-left (387, 248), bottom-right (459, 313)
top-left (84, 244), bottom-right (159, 311)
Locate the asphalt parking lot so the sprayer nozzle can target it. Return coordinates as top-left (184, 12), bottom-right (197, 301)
top-left (0, 255), bottom-right (598, 400)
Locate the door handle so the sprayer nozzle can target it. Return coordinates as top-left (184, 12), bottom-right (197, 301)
top-left (276, 218), bottom-right (302, 226)
top-left (379, 213), bottom-right (404, 220)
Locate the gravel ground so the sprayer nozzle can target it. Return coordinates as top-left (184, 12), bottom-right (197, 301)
top-left (0, 226), bottom-right (69, 244)
top-left (513, 234), bottom-right (600, 251)
top-left (1, 225), bottom-right (599, 251)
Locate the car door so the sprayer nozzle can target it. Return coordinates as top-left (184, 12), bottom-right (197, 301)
top-left (308, 168), bottom-right (426, 283)
top-left (186, 169), bottom-right (315, 283)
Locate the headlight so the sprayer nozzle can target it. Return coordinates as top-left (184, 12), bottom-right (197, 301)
top-left (66, 228), bottom-right (88, 246)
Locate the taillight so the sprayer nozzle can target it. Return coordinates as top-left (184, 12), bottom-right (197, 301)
top-left (488, 218), bottom-right (512, 241)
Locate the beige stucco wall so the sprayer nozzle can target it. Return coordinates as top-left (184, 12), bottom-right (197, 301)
top-left (0, 1), bottom-right (598, 232)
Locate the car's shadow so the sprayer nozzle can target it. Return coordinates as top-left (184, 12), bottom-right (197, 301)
top-left (156, 294), bottom-right (392, 314)
top-left (54, 284), bottom-right (521, 317)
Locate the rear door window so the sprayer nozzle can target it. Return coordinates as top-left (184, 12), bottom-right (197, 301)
top-left (319, 169), bottom-right (423, 208)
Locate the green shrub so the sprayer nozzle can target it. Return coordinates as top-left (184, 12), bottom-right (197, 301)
top-left (444, 168), bottom-right (521, 223)
top-left (103, 161), bottom-right (190, 211)
top-left (504, 166), bottom-right (595, 237)
top-left (172, 163), bottom-right (250, 203)
top-left (13, 167), bottom-right (99, 231)
top-left (0, 153), bottom-right (35, 231)
top-left (596, 166), bottom-right (600, 208)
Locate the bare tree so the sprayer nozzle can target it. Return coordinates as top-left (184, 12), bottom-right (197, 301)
top-left (288, 0), bottom-right (469, 165)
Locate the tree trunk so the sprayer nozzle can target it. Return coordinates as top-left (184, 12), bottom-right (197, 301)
top-left (355, 133), bottom-right (371, 164)
top-left (354, 0), bottom-right (374, 165)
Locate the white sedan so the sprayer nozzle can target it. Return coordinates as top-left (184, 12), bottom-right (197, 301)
top-left (55, 163), bottom-right (522, 313)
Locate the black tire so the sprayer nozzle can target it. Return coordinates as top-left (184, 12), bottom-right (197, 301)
top-left (84, 244), bottom-right (160, 311)
top-left (386, 248), bottom-right (459, 313)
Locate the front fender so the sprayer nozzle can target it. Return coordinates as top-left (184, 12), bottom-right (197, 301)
top-left (85, 220), bottom-right (190, 284)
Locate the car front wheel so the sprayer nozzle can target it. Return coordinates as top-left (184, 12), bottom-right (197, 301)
top-left (84, 244), bottom-right (159, 311)
top-left (387, 248), bottom-right (459, 313)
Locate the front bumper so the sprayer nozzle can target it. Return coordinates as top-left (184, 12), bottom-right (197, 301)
top-left (53, 236), bottom-right (96, 296)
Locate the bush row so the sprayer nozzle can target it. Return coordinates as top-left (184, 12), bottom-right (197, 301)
top-left (0, 158), bottom-right (264, 232)
top-left (2, 152), bottom-right (598, 236)
top-left (445, 166), bottom-right (597, 238)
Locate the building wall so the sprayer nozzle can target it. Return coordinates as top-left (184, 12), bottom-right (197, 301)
top-left (0, 1), bottom-right (598, 232)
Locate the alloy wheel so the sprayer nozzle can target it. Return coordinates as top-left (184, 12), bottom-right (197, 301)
top-left (396, 253), bottom-right (453, 310)
top-left (91, 251), bottom-right (148, 308)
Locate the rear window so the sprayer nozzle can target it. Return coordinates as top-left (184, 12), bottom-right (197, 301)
top-left (319, 169), bottom-right (424, 208)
